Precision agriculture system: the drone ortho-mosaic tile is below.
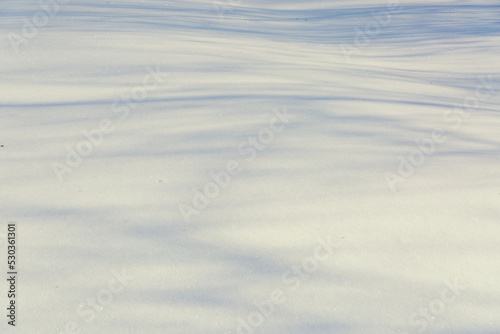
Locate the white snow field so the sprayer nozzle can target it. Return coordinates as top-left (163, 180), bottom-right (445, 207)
top-left (1, 0), bottom-right (499, 333)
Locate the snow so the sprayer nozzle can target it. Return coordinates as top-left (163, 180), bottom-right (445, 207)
top-left (1, 0), bottom-right (499, 333)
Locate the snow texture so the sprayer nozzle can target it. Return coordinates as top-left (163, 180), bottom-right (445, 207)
top-left (1, 0), bottom-right (499, 333)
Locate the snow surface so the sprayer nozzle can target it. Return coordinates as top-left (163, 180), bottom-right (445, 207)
top-left (1, 0), bottom-right (499, 333)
